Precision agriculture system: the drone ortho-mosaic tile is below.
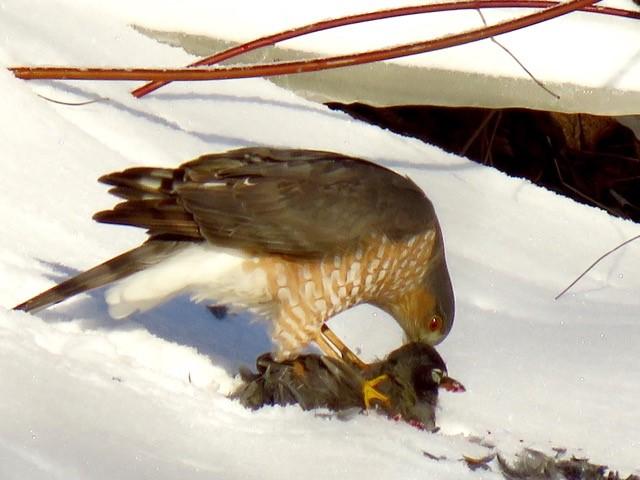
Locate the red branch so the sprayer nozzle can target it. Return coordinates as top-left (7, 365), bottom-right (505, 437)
top-left (10, 0), bottom-right (607, 88)
top-left (132, 0), bottom-right (639, 98)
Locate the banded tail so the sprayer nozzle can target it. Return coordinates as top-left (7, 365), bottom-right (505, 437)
top-left (14, 241), bottom-right (183, 313)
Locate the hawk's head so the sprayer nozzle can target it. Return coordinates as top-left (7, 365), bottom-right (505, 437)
top-left (381, 229), bottom-right (455, 347)
top-left (418, 249), bottom-right (455, 345)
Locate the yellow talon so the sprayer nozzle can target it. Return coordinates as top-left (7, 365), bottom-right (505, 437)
top-left (363, 374), bottom-right (390, 409)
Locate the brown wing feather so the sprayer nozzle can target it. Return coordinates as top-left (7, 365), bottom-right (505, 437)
top-left (94, 147), bottom-right (435, 256)
top-left (94, 200), bottom-right (201, 239)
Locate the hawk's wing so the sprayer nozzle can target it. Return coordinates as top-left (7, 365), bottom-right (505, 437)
top-left (95, 148), bottom-right (436, 256)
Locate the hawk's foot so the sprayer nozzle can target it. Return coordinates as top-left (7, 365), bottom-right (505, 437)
top-left (363, 374), bottom-right (390, 409)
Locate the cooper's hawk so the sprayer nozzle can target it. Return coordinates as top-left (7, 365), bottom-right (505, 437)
top-left (233, 342), bottom-right (465, 430)
top-left (15, 147), bottom-right (454, 361)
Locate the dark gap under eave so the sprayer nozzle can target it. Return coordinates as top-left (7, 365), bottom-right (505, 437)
top-left (326, 102), bottom-right (640, 224)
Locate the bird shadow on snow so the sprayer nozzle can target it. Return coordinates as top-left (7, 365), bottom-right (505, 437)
top-left (30, 260), bottom-right (273, 375)
top-left (153, 91), bottom-right (348, 119)
top-left (39, 82), bottom-right (481, 175)
top-left (36, 81), bottom-right (260, 149)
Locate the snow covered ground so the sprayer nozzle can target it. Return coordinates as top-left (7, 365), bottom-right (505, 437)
top-left (1, 1), bottom-right (639, 479)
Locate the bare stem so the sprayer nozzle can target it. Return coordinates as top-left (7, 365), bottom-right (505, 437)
top-left (555, 234), bottom-right (640, 300)
top-left (477, 9), bottom-right (560, 99)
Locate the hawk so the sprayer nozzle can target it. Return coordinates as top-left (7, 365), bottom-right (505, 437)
top-left (15, 147), bottom-right (454, 361)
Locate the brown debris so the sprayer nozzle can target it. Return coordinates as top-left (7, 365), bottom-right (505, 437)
top-left (437, 447), bottom-right (640, 480)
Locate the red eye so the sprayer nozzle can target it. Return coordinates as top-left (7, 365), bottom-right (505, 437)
top-left (428, 315), bottom-right (443, 333)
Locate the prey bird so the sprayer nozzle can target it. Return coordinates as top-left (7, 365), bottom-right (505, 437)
top-left (233, 341), bottom-right (465, 430)
top-left (15, 147), bottom-right (454, 362)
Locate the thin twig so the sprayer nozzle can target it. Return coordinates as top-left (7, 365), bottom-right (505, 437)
top-left (10, 0), bottom-right (600, 83)
top-left (36, 93), bottom-right (107, 106)
top-left (552, 156), bottom-right (611, 212)
top-left (555, 234), bottom-right (640, 299)
top-left (484, 110), bottom-right (502, 166)
top-left (461, 110), bottom-right (497, 157)
top-left (477, 9), bottom-right (560, 99)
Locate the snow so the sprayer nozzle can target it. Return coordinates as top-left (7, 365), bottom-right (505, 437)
top-left (1, 1), bottom-right (639, 479)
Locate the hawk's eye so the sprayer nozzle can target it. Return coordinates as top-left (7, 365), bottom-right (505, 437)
top-left (428, 315), bottom-right (443, 333)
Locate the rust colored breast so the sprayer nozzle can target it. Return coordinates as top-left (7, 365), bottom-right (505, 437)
top-left (244, 230), bottom-right (436, 356)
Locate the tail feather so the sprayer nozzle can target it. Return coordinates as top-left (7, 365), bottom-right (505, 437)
top-left (14, 241), bottom-right (184, 313)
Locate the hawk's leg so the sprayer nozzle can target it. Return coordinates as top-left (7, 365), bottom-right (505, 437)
top-left (317, 324), bottom-right (390, 409)
top-left (318, 324), bottom-right (366, 368)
